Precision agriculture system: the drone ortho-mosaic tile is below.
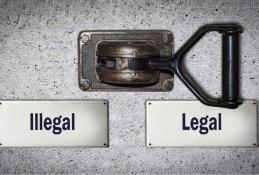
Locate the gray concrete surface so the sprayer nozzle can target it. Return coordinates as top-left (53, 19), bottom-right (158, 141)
top-left (0, 0), bottom-right (259, 173)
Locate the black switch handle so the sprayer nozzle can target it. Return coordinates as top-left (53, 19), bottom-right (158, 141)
top-left (222, 32), bottom-right (240, 104)
top-left (150, 24), bottom-right (243, 108)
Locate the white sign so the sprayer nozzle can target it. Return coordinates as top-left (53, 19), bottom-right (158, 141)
top-left (146, 100), bottom-right (257, 147)
top-left (0, 100), bottom-right (108, 147)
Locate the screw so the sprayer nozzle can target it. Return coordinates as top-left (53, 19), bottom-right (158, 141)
top-left (81, 80), bottom-right (91, 90)
top-left (81, 34), bottom-right (89, 43)
top-left (163, 80), bottom-right (173, 90)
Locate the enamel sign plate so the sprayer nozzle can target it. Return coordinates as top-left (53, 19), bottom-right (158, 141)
top-left (146, 100), bottom-right (257, 147)
top-left (0, 101), bottom-right (108, 147)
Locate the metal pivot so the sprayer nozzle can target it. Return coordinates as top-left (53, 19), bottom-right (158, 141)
top-left (150, 24), bottom-right (243, 109)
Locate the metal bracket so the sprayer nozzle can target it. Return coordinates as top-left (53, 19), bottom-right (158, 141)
top-left (78, 30), bottom-right (174, 91)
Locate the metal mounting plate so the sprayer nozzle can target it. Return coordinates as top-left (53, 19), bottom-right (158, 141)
top-left (78, 30), bottom-right (174, 91)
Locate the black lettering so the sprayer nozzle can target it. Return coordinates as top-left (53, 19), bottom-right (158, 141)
top-left (182, 113), bottom-right (190, 130)
top-left (30, 113), bottom-right (76, 134)
top-left (44, 117), bottom-right (52, 130)
top-left (35, 113), bottom-right (38, 130)
top-left (181, 113), bottom-right (223, 134)
top-left (53, 116), bottom-right (62, 134)
top-left (200, 116), bottom-right (209, 134)
top-left (190, 117), bottom-right (199, 130)
top-left (219, 113), bottom-right (222, 130)
top-left (209, 117), bottom-right (217, 130)
top-left (62, 117), bottom-right (70, 130)
top-left (40, 113), bottom-right (43, 130)
top-left (72, 113), bottom-right (75, 130)
top-left (30, 113), bottom-right (33, 130)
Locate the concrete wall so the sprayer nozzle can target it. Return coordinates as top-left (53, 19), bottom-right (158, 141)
top-left (0, 0), bottom-right (258, 173)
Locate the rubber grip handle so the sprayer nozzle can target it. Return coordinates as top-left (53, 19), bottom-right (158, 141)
top-left (222, 33), bottom-right (240, 103)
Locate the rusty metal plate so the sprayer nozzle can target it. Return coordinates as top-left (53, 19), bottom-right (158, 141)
top-left (78, 30), bottom-right (174, 91)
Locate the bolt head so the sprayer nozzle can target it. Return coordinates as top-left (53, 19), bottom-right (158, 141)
top-left (163, 80), bottom-right (173, 90)
top-left (81, 80), bottom-right (91, 90)
top-left (81, 34), bottom-right (89, 43)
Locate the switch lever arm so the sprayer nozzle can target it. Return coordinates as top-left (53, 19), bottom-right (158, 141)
top-left (150, 24), bottom-right (243, 109)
